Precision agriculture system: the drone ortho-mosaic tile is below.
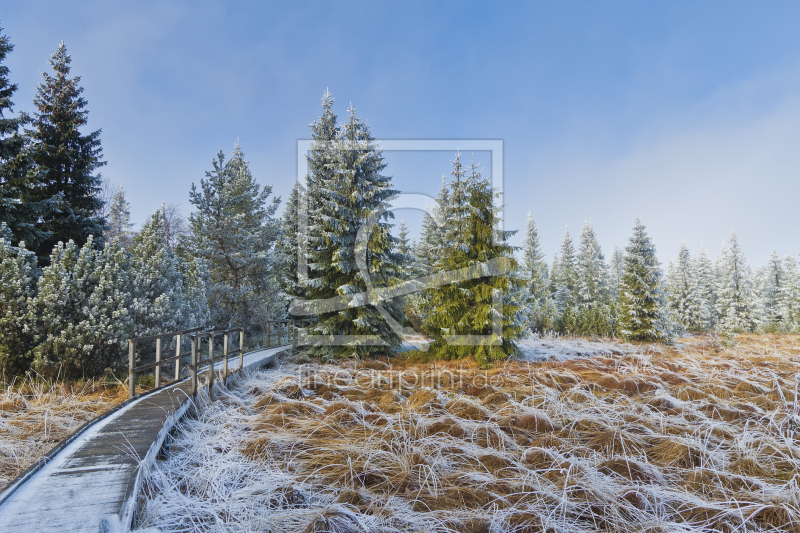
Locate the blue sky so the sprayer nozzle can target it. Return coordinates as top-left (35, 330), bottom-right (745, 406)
top-left (3, 1), bottom-right (800, 265)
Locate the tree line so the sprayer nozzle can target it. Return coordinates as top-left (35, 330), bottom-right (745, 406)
top-left (2, 24), bottom-right (796, 379)
top-left (0, 30), bottom-right (281, 379)
top-left (512, 217), bottom-right (800, 340)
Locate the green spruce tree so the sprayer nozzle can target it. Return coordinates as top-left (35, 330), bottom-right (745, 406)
top-left (617, 218), bottom-right (672, 342)
top-left (422, 154), bottom-right (522, 364)
top-left (305, 103), bottom-right (403, 357)
top-left (0, 26), bottom-right (59, 250)
top-left (25, 42), bottom-right (106, 265)
top-left (275, 181), bottom-right (307, 308)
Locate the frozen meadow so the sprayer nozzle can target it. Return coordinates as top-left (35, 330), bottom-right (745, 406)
top-left (133, 334), bottom-right (800, 532)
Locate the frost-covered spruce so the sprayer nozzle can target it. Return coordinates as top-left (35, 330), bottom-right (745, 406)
top-left (576, 221), bottom-right (609, 307)
top-left (521, 213), bottom-right (551, 331)
top-left (551, 227), bottom-right (577, 306)
top-left (422, 155), bottom-right (522, 363)
top-left (617, 218), bottom-right (672, 342)
top-left (130, 209), bottom-right (184, 337)
top-left (30, 236), bottom-right (133, 378)
top-left (758, 250), bottom-right (797, 333)
top-left (26, 42), bottom-right (106, 264)
top-left (521, 213), bottom-right (548, 302)
top-left (715, 232), bottom-right (757, 334)
top-left (0, 29), bottom-right (54, 250)
top-left (395, 219), bottom-right (417, 280)
top-left (183, 143), bottom-right (281, 333)
top-left (417, 175), bottom-right (449, 275)
top-left (275, 180), bottom-right (306, 306)
top-left (0, 227), bottom-right (37, 373)
top-left (665, 243), bottom-right (706, 332)
top-left (305, 101), bottom-right (403, 358)
top-left (105, 185), bottom-right (133, 247)
top-left (609, 245), bottom-right (624, 301)
top-left (694, 243), bottom-right (716, 329)
top-left (781, 254), bottom-right (800, 332)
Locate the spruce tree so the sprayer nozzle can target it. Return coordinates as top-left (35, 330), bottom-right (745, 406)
top-left (130, 209), bottom-right (184, 337)
top-left (521, 213), bottom-right (552, 331)
top-left (0, 26), bottom-right (58, 250)
top-left (422, 155), bottom-right (522, 364)
top-left (694, 244), bottom-right (716, 329)
top-left (305, 103), bottom-right (403, 357)
top-left (617, 218), bottom-right (672, 342)
top-left (0, 230), bottom-right (37, 373)
top-left (574, 221), bottom-right (614, 335)
top-left (759, 251), bottom-right (786, 332)
top-left (24, 43), bottom-right (106, 264)
top-left (275, 181), bottom-right (306, 307)
top-left (304, 90), bottom-right (339, 300)
top-left (552, 227), bottom-right (577, 304)
top-left (609, 245), bottom-right (624, 301)
top-left (576, 221), bottom-right (608, 307)
top-left (395, 219), bottom-right (415, 278)
top-left (715, 233), bottom-right (757, 334)
top-left (106, 185), bottom-right (133, 247)
top-left (521, 213), bottom-right (548, 301)
top-left (184, 143), bottom-right (281, 332)
top-left (417, 175), bottom-right (450, 274)
top-left (666, 243), bottom-right (705, 332)
top-left (781, 254), bottom-right (800, 332)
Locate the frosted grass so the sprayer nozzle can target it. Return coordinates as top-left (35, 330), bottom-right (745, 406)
top-left (135, 334), bottom-right (800, 532)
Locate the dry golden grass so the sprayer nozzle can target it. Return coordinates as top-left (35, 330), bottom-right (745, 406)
top-left (0, 375), bottom-right (128, 491)
top-left (239, 334), bottom-right (800, 531)
top-left (135, 333), bottom-right (800, 532)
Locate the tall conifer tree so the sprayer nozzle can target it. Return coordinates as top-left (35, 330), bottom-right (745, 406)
top-left (305, 102), bottom-right (403, 357)
top-left (617, 218), bottom-right (672, 342)
top-left (0, 26), bottom-right (58, 250)
top-left (666, 243), bottom-right (705, 332)
top-left (26, 43), bottom-right (106, 264)
top-left (276, 181), bottom-right (306, 307)
top-left (422, 155), bottom-right (522, 364)
top-left (576, 221), bottom-right (608, 307)
top-left (715, 233), bottom-right (757, 334)
top-left (183, 143), bottom-right (281, 332)
top-left (694, 244), bottom-right (716, 329)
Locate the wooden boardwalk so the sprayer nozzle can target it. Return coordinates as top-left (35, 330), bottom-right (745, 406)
top-left (0, 345), bottom-right (290, 532)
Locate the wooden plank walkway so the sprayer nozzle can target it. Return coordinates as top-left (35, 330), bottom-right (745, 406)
top-left (0, 345), bottom-right (290, 532)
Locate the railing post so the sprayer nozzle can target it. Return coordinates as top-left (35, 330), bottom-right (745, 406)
top-left (154, 336), bottom-right (162, 388)
top-left (175, 333), bottom-right (182, 381)
top-left (239, 329), bottom-right (244, 370)
top-left (128, 339), bottom-right (135, 399)
top-left (190, 335), bottom-right (197, 396)
top-left (208, 333), bottom-right (215, 393)
top-left (223, 332), bottom-right (229, 385)
top-left (267, 321), bottom-right (271, 348)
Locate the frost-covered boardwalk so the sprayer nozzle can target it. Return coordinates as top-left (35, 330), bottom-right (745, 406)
top-left (0, 345), bottom-right (289, 533)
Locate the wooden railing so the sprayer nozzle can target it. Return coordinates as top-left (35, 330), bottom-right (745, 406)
top-left (266, 319), bottom-right (312, 347)
top-left (127, 327), bottom-right (243, 399)
top-left (128, 320), bottom-right (313, 399)
top-left (188, 328), bottom-right (245, 396)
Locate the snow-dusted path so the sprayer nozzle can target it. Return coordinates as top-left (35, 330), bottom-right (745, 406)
top-left (0, 345), bottom-right (290, 533)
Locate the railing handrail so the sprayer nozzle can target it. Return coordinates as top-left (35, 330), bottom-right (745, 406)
top-left (127, 319), bottom-right (312, 400)
top-left (128, 325), bottom-right (247, 399)
top-left (130, 326), bottom-right (205, 344)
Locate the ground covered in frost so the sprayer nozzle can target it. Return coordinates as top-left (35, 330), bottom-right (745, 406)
top-left (135, 334), bottom-right (800, 532)
top-left (0, 376), bottom-right (128, 490)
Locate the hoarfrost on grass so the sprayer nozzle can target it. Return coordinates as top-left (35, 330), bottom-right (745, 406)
top-left (135, 334), bottom-right (800, 532)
